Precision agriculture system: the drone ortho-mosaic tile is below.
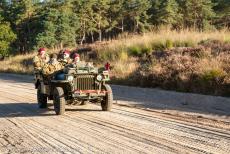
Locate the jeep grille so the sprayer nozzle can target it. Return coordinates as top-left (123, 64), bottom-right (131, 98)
top-left (73, 74), bottom-right (99, 90)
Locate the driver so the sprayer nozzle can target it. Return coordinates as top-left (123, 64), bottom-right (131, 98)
top-left (72, 53), bottom-right (86, 67)
top-left (59, 49), bottom-right (72, 66)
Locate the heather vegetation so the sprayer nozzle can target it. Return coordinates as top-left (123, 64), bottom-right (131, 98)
top-left (0, 0), bottom-right (229, 96)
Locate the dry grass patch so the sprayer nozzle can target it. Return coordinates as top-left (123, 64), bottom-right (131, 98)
top-left (0, 54), bottom-right (35, 74)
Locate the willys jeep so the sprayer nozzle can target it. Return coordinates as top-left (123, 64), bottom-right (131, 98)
top-left (34, 64), bottom-right (113, 115)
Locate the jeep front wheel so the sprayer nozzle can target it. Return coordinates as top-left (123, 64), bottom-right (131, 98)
top-left (53, 87), bottom-right (65, 115)
top-left (101, 84), bottom-right (113, 111)
top-left (37, 85), bottom-right (47, 108)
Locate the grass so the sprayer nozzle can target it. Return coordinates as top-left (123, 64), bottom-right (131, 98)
top-left (96, 28), bottom-right (230, 61)
top-left (0, 28), bottom-right (230, 96)
top-left (0, 53), bottom-right (35, 74)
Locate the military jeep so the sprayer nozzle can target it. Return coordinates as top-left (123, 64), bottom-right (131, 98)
top-left (34, 64), bottom-right (113, 115)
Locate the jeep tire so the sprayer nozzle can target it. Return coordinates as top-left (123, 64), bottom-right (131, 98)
top-left (101, 84), bottom-right (113, 111)
top-left (53, 87), bottom-right (65, 115)
top-left (37, 85), bottom-right (47, 108)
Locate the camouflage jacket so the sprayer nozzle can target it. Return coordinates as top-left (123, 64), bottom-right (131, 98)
top-left (42, 62), bottom-right (63, 76)
top-left (33, 54), bottom-right (49, 72)
top-left (58, 58), bottom-right (72, 66)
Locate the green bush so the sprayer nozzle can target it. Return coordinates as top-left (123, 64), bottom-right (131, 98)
top-left (173, 40), bottom-right (184, 47)
top-left (173, 40), bottom-right (195, 47)
top-left (201, 69), bottom-right (226, 82)
top-left (165, 39), bottom-right (173, 49)
top-left (151, 41), bottom-right (165, 50)
top-left (141, 45), bottom-right (152, 54)
top-left (184, 40), bottom-right (196, 47)
top-left (128, 46), bottom-right (142, 56)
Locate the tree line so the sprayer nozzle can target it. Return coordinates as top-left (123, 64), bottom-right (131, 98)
top-left (0, 0), bottom-right (229, 56)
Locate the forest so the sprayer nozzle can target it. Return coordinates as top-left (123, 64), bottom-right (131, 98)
top-left (0, 0), bottom-right (229, 56)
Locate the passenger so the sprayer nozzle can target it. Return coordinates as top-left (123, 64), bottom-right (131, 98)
top-left (57, 49), bottom-right (64, 60)
top-left (42, 54), bottom-right (63, 76)
top-left (59, 49), bottom-right (72, 66)
top-left (33, 48), bottom-right (49, 73)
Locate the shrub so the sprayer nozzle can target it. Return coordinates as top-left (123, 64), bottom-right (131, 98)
top-left (128, 45), bottom-right (142, 56)
top-left (151, 41), bottom-right (165, 50)
top-left (165, 39), bottom-right (173, 49)
top-left (141, 45), bottom-right (152, 54)
top-left (194, 69), bottom-right (226, 95)
top-left (173, 40), bottom-right (196, 47)
top-left (184, 40), bottom-right (196, 47)
top-left (201, 69), bottom-right (226, 82)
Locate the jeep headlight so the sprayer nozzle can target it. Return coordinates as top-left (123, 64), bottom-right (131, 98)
top-left (67, 75), bottom-right (74, 81)
top-left (96, 74), bottom-right (103, 81)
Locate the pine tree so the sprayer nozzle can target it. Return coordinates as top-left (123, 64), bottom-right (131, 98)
top-left (107, 0), bottom-right (126, 35)
top-left (36, 1), bottom-right (79, 49)
top-left (73, 0), bottom-right (96, 44)
top-left (124, 0), bottom-right (151, 33)
top-left (91, 0), bottom-right (110, 42)
top-left (212, 0), bottom-right (230, 28)
top-left (56, 1), bottom-right (78, 48)
top-left (178, 0), bottom-right (215, 30)
top-left (148, 0), bottom-right (162, 26)
top-left (158, 0), bottom-right (182, 28)
top-left (35, 7), bottom-right (59, 49)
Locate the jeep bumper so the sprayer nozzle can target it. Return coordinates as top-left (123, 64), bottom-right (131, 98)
top-left (72, 90), bottom-right (109, 98)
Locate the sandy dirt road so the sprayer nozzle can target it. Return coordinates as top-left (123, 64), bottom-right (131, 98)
top-left (0, 73), bottom-right (229, 154)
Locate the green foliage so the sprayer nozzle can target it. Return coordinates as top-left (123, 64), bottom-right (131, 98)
top-left (123, 0), bottom-right (151, 33)
top-left (148, 0), bottom-right (162, 25)
top-left (212, 0), bottom-right (230, 28)
top-left (107, 0), bottom-right (126, 33)
top-left (128, 46), bottom-right (142, 56)
top-left (36, 8), bottom-right (59, 48)
top-left (199, 69), bottom-right (226, 93)
top-left (36, 2), bottom-right (79, 49)
top-left (56, 11), bottom-right (78, 47)
top-left (165, 39), bottom-right (173, 49)
top-left (141, 45), bottom-right (152, 54)
top-left (158, 0), bottom-right (182, 27)
top-left (201, 69), bottom-right (225, 81)
top-left (173, 40), bottom-right (196, 47)
top-left (151, 41), bottom-right (166, 50)
top-left (2, 0), bottom-right (41, 52)
top-left (0, 22), bottom-right (16, 56)
top-left (177, 0), bottom-right (215, 30)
